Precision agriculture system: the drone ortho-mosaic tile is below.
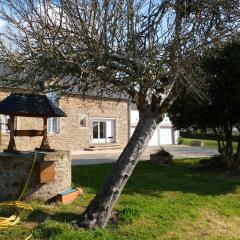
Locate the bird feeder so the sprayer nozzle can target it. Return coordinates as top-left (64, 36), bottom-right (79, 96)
top-left (0, 93), bottom-right (67, 153)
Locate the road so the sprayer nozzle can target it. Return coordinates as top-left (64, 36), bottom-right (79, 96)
top-left (71, 145), bottom-right (218, 165)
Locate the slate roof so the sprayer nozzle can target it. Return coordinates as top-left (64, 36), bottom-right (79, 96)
top-left (0, 64), bottom-right (129, 101)
top-left (0, 93), bottom-right (67, 117)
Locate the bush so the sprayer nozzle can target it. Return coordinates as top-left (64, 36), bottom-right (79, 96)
top-left (177, 137), bottom-right (183, 144)
top-left (180, 131), bottom-right (239, 142)
top-left (150, 149), bottom-right (173, 165)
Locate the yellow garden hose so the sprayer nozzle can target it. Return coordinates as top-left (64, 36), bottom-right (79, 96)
top-left (0, 151), bottom-right (37, 239)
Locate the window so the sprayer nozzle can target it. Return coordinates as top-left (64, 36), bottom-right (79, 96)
top-left (47, 117), bottom-right (60, 133)
top-left (93, 121), bottom-right (98, 138)
top-left (47, 91), bottom-right (60, 133)
top-left (1, 115), bottom-right (9, 133)
top-left (92, 121), bottom-right (107, 140)
top-left (99, 122), bottom-right (106, 138)
top-left (1, 115), bottom-right (17, 133)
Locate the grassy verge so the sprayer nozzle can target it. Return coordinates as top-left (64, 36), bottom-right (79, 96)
top-left (1, 159), bottom-right (240, 240)
top-left (182, 138), bottom-right (238, 150)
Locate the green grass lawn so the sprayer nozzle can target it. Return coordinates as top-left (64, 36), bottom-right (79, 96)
top-left (1, 159), bottom-right (240, 240)
top-left (182, 138), bottom-right (238, 150)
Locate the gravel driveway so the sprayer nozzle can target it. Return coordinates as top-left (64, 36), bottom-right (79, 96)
top-left (71, 145), bottom-right (218, 165)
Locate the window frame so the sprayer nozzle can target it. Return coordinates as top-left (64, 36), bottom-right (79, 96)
top-left (47, 91), bottom-right (60, 134)
top-left (47, 117), bottom-right (60, 134)
top-left (1, 115), bottom-right (17, 134)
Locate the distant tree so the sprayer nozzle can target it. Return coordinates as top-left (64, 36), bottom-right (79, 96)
top-left (0, 0), bottom-right (239, 228)
top-left (169, 39), bottom-right (240, 169)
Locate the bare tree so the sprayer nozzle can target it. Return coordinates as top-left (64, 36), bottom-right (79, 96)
top-left (0, 0), bottom-right (239, 229)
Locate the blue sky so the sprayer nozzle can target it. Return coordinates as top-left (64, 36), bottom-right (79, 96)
top-left (0, 18), bottom-right (6, 30)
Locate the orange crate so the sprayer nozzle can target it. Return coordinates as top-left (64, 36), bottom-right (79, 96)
top-left (57, 187), bottom-right (83, 204)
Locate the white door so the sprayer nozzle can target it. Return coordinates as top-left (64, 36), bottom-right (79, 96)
top-left (106, 120), bottom-right (115, 143)
top-left (160, 128), bottom-right (173, 145)
top-left (130, 127), bottom-right (135, 136)
top-left (148, 127), bottom-right (160, 146)
top-left (92, 121), bottom-right (107, 143)
top-left (92, 119), bottom-right (116, 144)
top-left (130, 110), bottom-right (139, 126)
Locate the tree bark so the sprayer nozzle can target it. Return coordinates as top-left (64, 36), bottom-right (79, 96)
top-left (233, 126), bottom-right (240, 167)
top-left (213, 126), bottom-right (235, 169)
top-left (213, 128), bottom-right (223, 155)
top-left (224, 125), bottom-right (234, 169)
top-left (77, 109), bottom-right (160, 229)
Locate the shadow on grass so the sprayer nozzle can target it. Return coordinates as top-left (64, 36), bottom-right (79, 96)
top-left (25, 159), bottom-right (240, 227)
top-left (72, 159), bottom-right (240, 197)
top-left (28, 209), bottom-right (78, 224)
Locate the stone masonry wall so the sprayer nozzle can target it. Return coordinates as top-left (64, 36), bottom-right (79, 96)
top-left (0, 151), bottom-right (71, 201)
top-left (0, 89), bottom-right (129, 151)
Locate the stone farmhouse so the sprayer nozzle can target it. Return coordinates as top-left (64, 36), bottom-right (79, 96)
top-left (0, 88), bottom-right (178, 152)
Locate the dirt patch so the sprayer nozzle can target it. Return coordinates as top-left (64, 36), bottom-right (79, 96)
top-left (197, 210), bottom-right (240, 238)
top-left (166, 209), bottom-right (240, 240)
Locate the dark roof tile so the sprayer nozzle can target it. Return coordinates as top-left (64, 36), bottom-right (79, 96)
top-left (0, 93), bottom-right (67, 117)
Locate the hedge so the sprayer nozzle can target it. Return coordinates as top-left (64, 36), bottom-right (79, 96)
top-left (180, 131), bottom-right (239, 142)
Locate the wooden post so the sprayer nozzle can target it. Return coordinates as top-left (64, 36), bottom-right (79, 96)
top-left (7, 115), bottom-right (16, 152)
top-left (40, 117), bottom-right (51, 150)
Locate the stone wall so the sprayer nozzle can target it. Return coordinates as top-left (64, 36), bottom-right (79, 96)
top-left (0, 151), bottom-right (71, 201)
top-left (0, 89), bottom-right (129, 151)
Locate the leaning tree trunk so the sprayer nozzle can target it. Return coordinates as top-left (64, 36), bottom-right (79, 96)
top-left (77, 110), bottom-right (160, 229)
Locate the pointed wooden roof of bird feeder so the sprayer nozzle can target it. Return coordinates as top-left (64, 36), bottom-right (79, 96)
top-left (0, 93), bottom-right (67, 153)
top-left (0, 93), bottom-right (66, 117)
